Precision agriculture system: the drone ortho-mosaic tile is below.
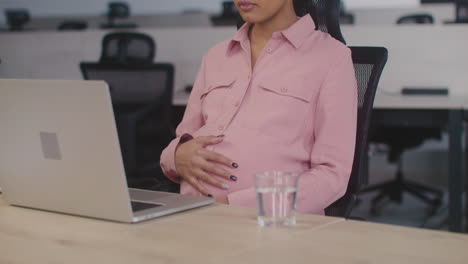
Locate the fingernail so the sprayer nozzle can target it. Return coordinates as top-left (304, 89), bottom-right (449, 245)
top-left (232, 163), bottom-right (239, 168)
top-left (222, 184), bottom-right (230, 190)
top-left (217, 134), bottom-right (225, 138)
top-left (208, 194), bottom-right (213, 198)
top-left (230, 175), bottom-right (238, 181)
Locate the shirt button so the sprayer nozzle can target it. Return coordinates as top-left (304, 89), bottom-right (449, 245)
top-left (281, 87), bottom-right (288, 93)
top-left (267, 48), bottom-right (273, 53)
top-left (234, 101), bottom-right (240, 107)
top-left (218, 125), bottom-right (224, 131)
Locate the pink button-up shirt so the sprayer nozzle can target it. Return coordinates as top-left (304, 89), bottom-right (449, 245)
top-left (160, 15), bottom-right (357, 214)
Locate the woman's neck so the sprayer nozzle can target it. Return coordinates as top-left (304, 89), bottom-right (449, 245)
top-left (249, 6), bottom-right (299, 43)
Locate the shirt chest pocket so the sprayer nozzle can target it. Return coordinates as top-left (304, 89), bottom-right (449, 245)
top-left (259, 80), bottom-right (316, 103)
top-left (200, 77), bottom-right (236, 121)
top-left (242, 78), bottom-right (319, 139)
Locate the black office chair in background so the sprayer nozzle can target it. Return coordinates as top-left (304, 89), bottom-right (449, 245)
top-left (4, 9), bottom-right (30, 31)
top-left (300, 0), bottom-right (347, 44)
top-left (101, 2), bottom-right (137, 29)
top-left (81, 32), bottom-right (177, 192)
top-left (99, 32), bottom-right (155, 65)
top-left (360, 14), bottom-right (443, 216)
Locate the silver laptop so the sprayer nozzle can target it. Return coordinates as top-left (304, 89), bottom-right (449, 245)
top-left (0, 79), bottom-right (214, 223)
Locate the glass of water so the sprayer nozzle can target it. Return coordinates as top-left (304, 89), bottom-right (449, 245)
top-left (255, 170), bottom-right (299, 227)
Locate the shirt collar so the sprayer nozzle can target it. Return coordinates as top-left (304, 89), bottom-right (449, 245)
top-left (281, 15), bottom-right (316, 49)
top-left (227, 15), bottom-right (316, 55)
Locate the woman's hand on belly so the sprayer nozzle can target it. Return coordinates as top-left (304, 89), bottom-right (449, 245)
top-left (175, 135), bottom-right (238, 196)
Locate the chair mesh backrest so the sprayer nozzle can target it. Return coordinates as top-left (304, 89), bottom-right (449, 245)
top-left (100, 32), bottom-right (155, 65)
top-left (355, 64), bottom-right (373, 107)
top-left (397, 14), bottom-right (434, 24)
top-left (325, 47), bottom-right (388, 217)
top-left (80, 64), bottom-right (173, 107)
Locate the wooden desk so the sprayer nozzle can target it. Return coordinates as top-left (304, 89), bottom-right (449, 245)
top-left (0, 198), bottom-right (342, 263)
top-left (1, 198), bottom-right (468, 263)
top-left (216, 219), bottom-right (468, 264)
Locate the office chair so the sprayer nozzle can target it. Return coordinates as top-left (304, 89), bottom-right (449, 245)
top-left (99, 32), bottom-right (155, 65)
top-left (306, 0), bottom-right (347, 44)
top-left (101, 2), bottom-right (137, 29)
top-left (360, 14), bottom-right (443, 215)
top-left (80, 32), bottom-right (177, 192)
top-left (325, 47), bottom-right (388, 218)
top-left (57, 20), bottom-right (88, 31)
top-left (5, 9), bottom-right (30, 31)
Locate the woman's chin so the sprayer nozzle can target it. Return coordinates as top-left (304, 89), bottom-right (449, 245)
top-left (240, 14), bottom-right (266, 24)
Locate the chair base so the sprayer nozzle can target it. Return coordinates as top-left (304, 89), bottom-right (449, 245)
top-left (360, 171), bottom-right (443, 216)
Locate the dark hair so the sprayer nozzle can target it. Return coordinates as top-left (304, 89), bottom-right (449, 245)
top-left (293, 0), bottom-right (311, 17)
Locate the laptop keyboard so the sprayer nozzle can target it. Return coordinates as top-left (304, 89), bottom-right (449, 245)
top-left (131, 201), bottom-right (161, 212)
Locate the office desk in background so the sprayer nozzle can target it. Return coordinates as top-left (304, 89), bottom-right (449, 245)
top-left (373, 92), bottom-right (467, 233)
top-left (1, 197), bottom-right (468, 263)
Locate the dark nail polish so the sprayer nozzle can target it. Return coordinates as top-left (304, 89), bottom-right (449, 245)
top-left (208, 194), bottom-right (214, 198)
top-left (230, 175), bottom-right (238, 181)
top-left (217, 134), bottom-right (225, 138)
top-left (232, 163), bottom-right (239, 168)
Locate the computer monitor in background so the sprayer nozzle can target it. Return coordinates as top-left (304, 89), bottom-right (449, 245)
top-left (4, 9), bottom-right (30, 31)
top-left (456, 0), bottom-right (468, 22)
top-left (343, 0), bottom-right (420, 10)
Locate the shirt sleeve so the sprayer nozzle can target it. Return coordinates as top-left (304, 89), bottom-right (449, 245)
top-left (160, 56), bottom-right (208, 183)
top-left (227, 50), bottom-right (358, 214)
top-left (296, 49), bottom-right (357, 214)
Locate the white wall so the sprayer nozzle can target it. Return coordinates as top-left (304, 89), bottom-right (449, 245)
top-left (352, 4), bottom-right (454, 24)
top-left (343, 0), bottom-right (420, 9)
top-left (0, 2), bottom-right (458, 27)
top-left (1, 25), bottom-right (468, 97)
top-left (0, 0), bottom-right (224, 24)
